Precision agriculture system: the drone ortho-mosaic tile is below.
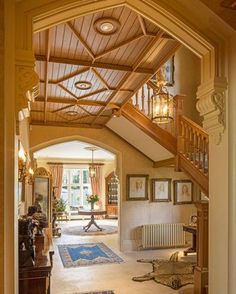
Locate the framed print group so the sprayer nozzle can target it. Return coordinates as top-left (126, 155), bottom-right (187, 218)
top-left (127, 174), bottom-right (148, 201)
top-left (173, 180), bottom-right (193, 204)
top-left (151, 178), bottom-right (171, 202)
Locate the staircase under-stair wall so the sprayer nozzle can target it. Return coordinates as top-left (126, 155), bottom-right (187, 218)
top-left (121, 81), bottom-right (209, 294)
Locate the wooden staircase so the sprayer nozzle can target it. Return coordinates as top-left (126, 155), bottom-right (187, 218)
top-left (122, 80), bottom-right (209, 294)
top-left (121, 82), bottom-right (209, 196)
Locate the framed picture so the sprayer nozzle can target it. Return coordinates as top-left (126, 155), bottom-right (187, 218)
top-left (33, 176), bottom-right (50, 219)
top-left (173, 180), bottom-right (193, 204)
top-left (127, 174), bottom-right (148, 201)
top-left (162, 56), bottom-right (174, 86)
top-left (151, 178), bottom-right (171, 202)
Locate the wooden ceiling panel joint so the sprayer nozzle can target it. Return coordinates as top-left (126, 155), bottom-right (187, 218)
top-left (43, 29), bottom-right (51, 123)
top-left (67, 22), bottom-right (95, 61)
top-left (138, 15), bottom-right (147, 35)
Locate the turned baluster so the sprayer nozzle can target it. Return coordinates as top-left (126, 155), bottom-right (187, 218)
top-left (184, 123), bottom-right (188, 156)
top-left (193, 131), bottom-right (197, 165)
top-left (198, 133), bottom-right (202, 169)
top-left (135, 91), bottom-right (139, 108)
top-left (147, 84), bottom-right (151, 117)
top-left (141, 85), bottom-right (145, 113)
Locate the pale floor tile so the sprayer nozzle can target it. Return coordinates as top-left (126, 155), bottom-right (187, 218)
top-left (51, 220), bottom-right (194, 294)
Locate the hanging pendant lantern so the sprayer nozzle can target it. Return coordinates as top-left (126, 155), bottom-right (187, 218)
top-left (85, 146), bottom-right (98, 178)
top-left (151, 74), bottom-right (174, 124)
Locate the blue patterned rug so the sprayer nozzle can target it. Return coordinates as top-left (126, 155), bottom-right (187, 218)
top-left (58, 243), bottom-right (123, 268)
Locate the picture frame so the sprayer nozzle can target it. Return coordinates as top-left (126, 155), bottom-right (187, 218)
top-left (127, 174), bottom-right (148, 201)
top-left (33, 176), bottom-right (50, 219)
top-left (151, 178), bottom-right (171, 202)
top-left (173, 180), bottom-right (193, 204)
top-left (162, 56), bottom-right (174, 86)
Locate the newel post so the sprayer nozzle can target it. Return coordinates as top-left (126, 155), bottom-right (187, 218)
top-left (194, 201), bottom-right (209, 294)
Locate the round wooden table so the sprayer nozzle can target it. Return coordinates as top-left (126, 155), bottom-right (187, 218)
top-left (78, 209), bottom-right (107, 232)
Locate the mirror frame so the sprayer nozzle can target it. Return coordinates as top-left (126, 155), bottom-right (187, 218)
top-left (33, 167), bottom-right (52, 225)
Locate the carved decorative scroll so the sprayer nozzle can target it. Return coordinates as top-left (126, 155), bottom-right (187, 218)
top-left (15, 50), bottom-right (39, 120)
top-left (196, 78), bottom-right (227, 145)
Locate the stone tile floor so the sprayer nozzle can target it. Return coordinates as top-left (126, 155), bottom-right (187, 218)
top-left (52, 219), bottom-right (194, 294)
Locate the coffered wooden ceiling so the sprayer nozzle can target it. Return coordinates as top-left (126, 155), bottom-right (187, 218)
top-left (32, 5), bottom-right (181, 128)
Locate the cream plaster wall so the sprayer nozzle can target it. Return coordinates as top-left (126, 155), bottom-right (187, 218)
top-left (30, 125), bottom-right (196, 251)
top-left (0, 0), bottom-right (4, 291)
top-left (169, 46), bottom-right (201, 124)
top-left (228, 34), bottom-right (236, 294)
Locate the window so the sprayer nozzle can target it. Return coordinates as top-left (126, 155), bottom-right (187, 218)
top-left (61, 168), bottom-right (92, 209)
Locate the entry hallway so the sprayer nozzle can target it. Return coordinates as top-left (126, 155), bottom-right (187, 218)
top-left (51, 220), bottom-right (194, 294)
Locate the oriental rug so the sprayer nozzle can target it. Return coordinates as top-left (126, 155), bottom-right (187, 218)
top-left (58, 243), bottom-right (123, 268)
top-left (62, 225), bottom-right (117, 236)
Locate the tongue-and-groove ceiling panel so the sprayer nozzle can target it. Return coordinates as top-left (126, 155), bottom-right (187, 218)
top-left (32, 5), bottom-right (181, 128)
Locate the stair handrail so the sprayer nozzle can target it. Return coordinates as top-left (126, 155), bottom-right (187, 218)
top-left (130, 81), bottom-right (184, 137)
top-left (178, 115), bottom-right (209, 175)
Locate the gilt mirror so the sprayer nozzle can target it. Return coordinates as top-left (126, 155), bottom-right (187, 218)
top-left (33, 167), bottom-right (52, 223)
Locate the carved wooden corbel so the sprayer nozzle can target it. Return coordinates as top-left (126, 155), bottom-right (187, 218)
top-left (196, 77), bottom-right (227, 145)
top-left (15, 50), bottom-right (40, 120)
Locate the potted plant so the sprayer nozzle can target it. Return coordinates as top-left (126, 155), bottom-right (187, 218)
top-left (55, 198), bottom-right (67, 214)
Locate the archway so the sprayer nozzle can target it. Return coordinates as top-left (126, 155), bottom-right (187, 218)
top-left (6, 1), bottom-right (230, 294)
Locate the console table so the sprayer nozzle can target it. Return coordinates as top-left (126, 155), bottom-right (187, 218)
top-left (78, 209), bottom-right (107, 232)
top-left (19, 250), bottom-right (54, 294)
top-left (183, 225), bottom-right (197, 256)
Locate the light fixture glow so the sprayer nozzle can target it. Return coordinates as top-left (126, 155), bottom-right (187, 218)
top-left (75, 81), bottom-right (92, 90)
top-left (100, 22), bottom-right (114, 32)
top-left (84, 146), bottom-right (99, 178)
top-left (151, 74), bottom-right (174, 124)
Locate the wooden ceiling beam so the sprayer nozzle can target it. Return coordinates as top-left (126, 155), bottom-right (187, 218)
top-left (91, 72), bottom-right (131, 124)
top-left (132, 30), bottom-right (164, 71)
top-left (58, 84), bottom-right (78, 100)
top-left (55, 67), bottom-right (90, 84)
top-left (138, 15), bottom-right (147, 35)
top-left (120, 41), bottom-right (181, 108)
top-left (91, 68), bottom-right (110, 90)
top-left (67, 22), bottom-right (95, 60)
top-left (35, 55), bottom-right (153, 74)
top-left (103, 40), bottom-right (181, 126)
top-left (91, 31), bottom-right (165, 124)
top-left (30, 120), bottom-right (103, 129)
top-left (58, 84), bottom-right (108, 101)
top-left (43, 29), bottom-right (51, 123)
top-left (95, 34), bottom-right (145, 59)
top-left (35, 96), bottom-right (107, 107)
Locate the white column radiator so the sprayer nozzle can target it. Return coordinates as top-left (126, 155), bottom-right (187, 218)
top-left (141, 223), bottom-right (185, 249)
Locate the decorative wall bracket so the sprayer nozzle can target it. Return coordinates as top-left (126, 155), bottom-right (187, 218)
top-left (196, 77), bottom-right (227, 145)
top-left (15, 49), bottom-right (40, 120)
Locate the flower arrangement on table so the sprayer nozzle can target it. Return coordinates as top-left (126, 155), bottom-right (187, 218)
top-left (87, 194), bottom-right (99, 203)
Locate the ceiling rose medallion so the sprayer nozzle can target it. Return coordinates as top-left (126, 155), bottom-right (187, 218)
top-left (93, 17), bottom-right (121, 35)
top-left (66, 111), bottom-right (79, 117)
top-left (75, 81), bottom-right (92, 90)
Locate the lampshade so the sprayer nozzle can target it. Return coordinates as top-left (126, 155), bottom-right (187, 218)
top-left (89, 166), bottom-right (96, 178)
top-left (151, 73), bottom-right (174, 124)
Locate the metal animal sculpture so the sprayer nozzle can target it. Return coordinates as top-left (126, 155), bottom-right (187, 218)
top-left (132, 251), bottom-right (196, 290)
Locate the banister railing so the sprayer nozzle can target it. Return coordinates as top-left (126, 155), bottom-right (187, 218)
top-left (178, 115), bottom-right (209, 174)
top-left (130, 82), bottom-right (184, 137)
